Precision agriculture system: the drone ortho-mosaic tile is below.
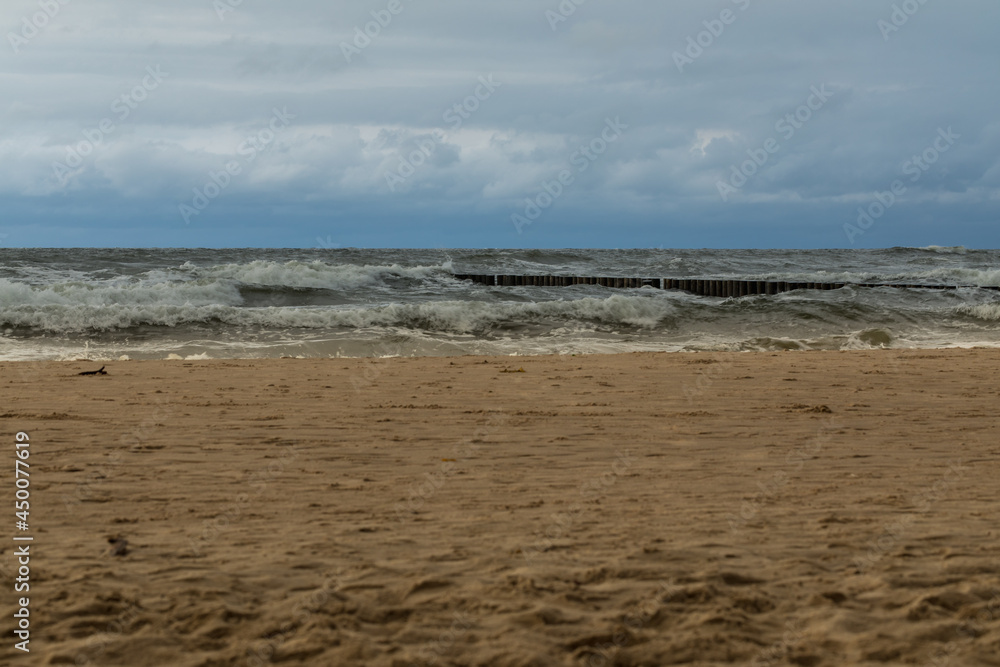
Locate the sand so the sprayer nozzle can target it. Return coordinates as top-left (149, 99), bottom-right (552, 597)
top-left (2, 349), bottom-right (999, 666)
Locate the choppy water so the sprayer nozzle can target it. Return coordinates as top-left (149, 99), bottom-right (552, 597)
top-left (1, 247), bottom-right (999, 361)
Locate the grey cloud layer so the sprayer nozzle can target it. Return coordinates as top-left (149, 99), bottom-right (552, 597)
top-left (1, 0), bottom-right (998, 246)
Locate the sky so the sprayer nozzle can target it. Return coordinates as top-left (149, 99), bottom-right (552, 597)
top-left (1, 0), bottom-right (998, 249)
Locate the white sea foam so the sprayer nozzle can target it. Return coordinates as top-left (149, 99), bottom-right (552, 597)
top-left (917, 245), bottom-right (968, 254)
top-left (956, 303), bottom-right (1000, 321)
top-left (179, 260), bottom-right (454, 289)
top-left (0, 294), bottom-right (677, 333)
top-left (0, 276), bottom-right (243, 309)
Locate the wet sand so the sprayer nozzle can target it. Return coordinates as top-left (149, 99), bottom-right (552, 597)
top-left (2, 349), bottom-right (999, 666)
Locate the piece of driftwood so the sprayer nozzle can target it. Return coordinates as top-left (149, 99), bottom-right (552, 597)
top-left (78, 366), bottom-right (107, 376)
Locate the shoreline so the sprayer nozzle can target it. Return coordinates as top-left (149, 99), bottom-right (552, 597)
top-left (3, 348), bottom-right (999, 665)
top-left (6, 341), bottom-right (1000, 365)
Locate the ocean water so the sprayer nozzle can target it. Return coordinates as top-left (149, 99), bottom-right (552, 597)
top-left (1, 247), bottom-right (999, 361)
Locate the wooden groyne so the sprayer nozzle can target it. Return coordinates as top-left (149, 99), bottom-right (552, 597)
top-left (452, 275), bottom-right (1000, 297)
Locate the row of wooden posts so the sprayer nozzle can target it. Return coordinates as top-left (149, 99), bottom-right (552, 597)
top-left (452, 275), bottom-right (999, 297)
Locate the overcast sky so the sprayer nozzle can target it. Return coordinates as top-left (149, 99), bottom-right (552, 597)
top-left (1, 0), bottom-right (998, 248)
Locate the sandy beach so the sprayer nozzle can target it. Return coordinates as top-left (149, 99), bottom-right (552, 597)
top-left (2, 349), bottom-right (999, 666)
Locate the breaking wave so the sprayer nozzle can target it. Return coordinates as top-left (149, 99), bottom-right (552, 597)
top-left (2, 249), bottom-right (1000, 359)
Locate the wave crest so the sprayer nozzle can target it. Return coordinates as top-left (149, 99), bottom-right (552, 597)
top-left (0, 294), bottom-right (677, 334)
top-left (180, 260), bottom-right (454, 290)
top-left (956, 303), bottom-right (1000, 321)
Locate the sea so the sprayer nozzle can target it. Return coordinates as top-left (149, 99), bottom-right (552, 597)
top-left (1, 247), bottom-right (999, 362)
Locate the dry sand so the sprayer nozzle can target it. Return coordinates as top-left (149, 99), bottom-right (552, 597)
top-left (1, 349), bottom-right (999, 666)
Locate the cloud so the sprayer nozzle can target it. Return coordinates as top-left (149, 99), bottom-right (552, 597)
top-left (1, 0), bottom-right (998, 247)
